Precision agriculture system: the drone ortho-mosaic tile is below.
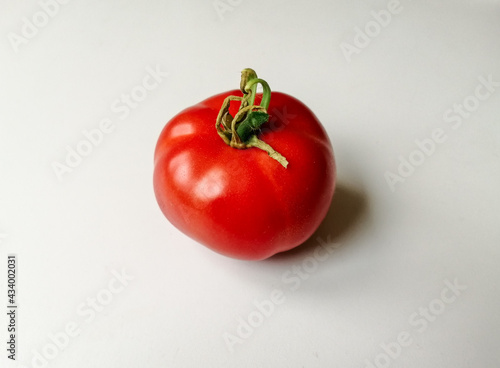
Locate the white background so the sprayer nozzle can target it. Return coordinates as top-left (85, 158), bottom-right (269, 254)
top-left (1, 0), bottom-right (499, 367)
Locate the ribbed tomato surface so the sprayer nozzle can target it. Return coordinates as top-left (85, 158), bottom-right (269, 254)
top-left (154, 90), bottom-right (335, 260)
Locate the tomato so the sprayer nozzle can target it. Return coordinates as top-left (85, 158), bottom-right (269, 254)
top-left (153, 69), bottom-right (336, 260)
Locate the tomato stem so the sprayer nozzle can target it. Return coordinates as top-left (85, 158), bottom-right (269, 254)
top-left (240, 68), bottom-right (271, 110)
top-left (248, 79), bottom-right (271, 109)
top-left (246, 135), bottom-right (289, 168)
top-left (240, 68), bottom-right (258, 98)
top-left (236, 111), bottom-right (269, 142)
top-left (215, 69), bottom-right (288, 168)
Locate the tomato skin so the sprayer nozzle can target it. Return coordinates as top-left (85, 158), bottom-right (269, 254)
top-left (154, 90), bottom-right (336, 260)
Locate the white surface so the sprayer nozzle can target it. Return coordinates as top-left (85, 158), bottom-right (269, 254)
top-left (1, 1), bottom-right (500, 367)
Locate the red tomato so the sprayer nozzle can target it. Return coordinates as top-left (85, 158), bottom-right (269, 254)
top-left (154, 71), bottom-right (335, 260)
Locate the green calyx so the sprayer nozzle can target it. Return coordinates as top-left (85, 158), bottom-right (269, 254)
top-left (215, 68), bottom-right (288, 168)
top-left (236, 111), bottom-right (269, 142)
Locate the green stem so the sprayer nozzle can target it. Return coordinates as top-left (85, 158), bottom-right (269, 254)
top-left (215, 68), bottom-right (288, 168)
top-left (234, 69), bottom-right (272, 141)
top-left (246, 80), bottom-right (271, 110)
top-left (236, 111), bottom-right (269, 142)
top-left (240, 69), bottom-right (257, 98)
top-left (240, 69), bottom-right (271, 110)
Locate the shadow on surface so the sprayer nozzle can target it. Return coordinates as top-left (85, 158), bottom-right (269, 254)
top-left (268, 182), bottom-right (368, 262)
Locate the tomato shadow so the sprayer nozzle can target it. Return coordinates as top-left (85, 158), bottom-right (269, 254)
top-left (267, 182), bottom-right (368, 262)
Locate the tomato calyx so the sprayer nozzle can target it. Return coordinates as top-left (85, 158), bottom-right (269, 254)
top-left (215, 68), bottom-right (289, 168)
